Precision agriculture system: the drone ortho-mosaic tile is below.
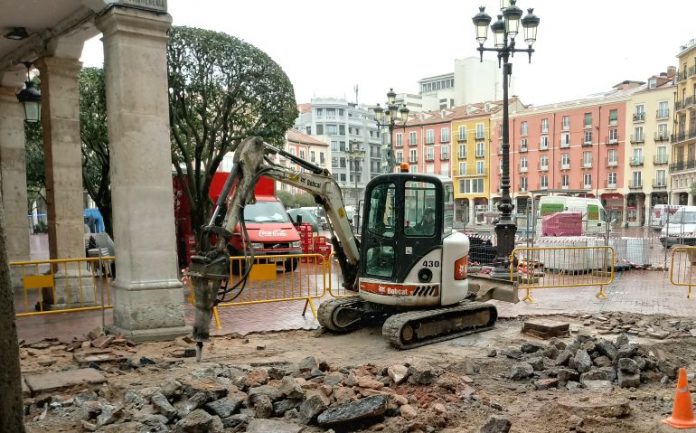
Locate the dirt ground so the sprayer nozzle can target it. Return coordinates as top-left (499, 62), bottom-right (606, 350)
top-left (21, 314), bottom-right (696, 433)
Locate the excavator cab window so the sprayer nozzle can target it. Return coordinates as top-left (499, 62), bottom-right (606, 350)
top-left (364, 182), bottom-right (397, 278)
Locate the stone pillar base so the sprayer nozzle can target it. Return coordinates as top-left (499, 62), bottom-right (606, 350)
top-left (110, 280), bottom-right (189, 342)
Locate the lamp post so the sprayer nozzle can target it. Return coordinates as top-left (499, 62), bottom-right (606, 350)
top-left (472, 0), bottom-right (539, 272)
top-left (15, 62), bottom-right (41, 122)
top-left (374, 88), bottom-right (409, 173)
top-left (348, 139), bottom-right (366, 208)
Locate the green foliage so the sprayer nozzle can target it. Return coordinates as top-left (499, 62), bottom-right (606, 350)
top-left (276, 191), bottom-right (315, 209)
top-left (24, 121), bottom-right (44, 204)
top-left (32, 221), bottom-right (48, 234)
top-left (167, 26), bottom-right (298, 237)
top-left (79, 67), bottom-right (113, 235)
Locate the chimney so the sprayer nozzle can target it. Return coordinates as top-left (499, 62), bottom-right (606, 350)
top-left (667, 66), bottom-right (676, 78)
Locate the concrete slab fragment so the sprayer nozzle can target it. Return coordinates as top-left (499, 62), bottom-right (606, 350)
top-left (24, 368), bottom-right (106, 394)
top-left (522, 319), bottom-right (570, 339)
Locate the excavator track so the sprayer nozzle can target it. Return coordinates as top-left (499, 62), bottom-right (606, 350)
top-left (381, 302), bottom-right (498, 350)
top-left (317, 297), bottom-right (368, 333)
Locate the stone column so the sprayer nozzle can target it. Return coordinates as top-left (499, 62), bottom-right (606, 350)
top-left (0, 87), bottom-right (30, 262)
top-left (36, 57), bottom-right (85, 261)
top-left (621, 195), bottom-right (628, 226)
top-left (689, 193), bottom-right (694, 206)
top-left (36, 57), bottom-right (96, 306)
top-left (97, 7), bottom-right (187, 341)
top-left (644, 194), bottom-right (651, 227)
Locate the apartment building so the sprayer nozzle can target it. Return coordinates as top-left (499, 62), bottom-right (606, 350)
top-left (394, 111), bottom-right (451, 177)
top-left (295, 99), bottom-right (381, 203)
top-left (490, 82), bottom-right (643, 222)
top-left (624, 68), bottom-right (675, 225)
top-left (671, 39), bottom-right (696, 205)
top-left (274, 129), bottom-right (331, 195)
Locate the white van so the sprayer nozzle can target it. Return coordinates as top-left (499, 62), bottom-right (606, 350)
top-left (536, 196), bottom-right (609, 235)
top-left (650, 204), bottom-right (682, 230)
top-left (661, 206), bottom-right (696, 238)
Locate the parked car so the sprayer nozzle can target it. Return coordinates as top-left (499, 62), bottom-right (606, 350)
top-left (287, 208), bottom-right (321, 233)
top-left (299, 206), bottom-right (328, 229)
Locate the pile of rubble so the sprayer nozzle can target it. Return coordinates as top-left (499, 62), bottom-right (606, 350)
top-left (27, 356), bottom-right (475, 433)
top-left (499, 332), bottom-right (684, 390)
top-left (573, 313), bottom-right (696, 340)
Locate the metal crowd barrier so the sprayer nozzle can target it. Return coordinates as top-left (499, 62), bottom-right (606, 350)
top-left (510, 246), bottom-right (615, 303)
top-left (10, 257), bottom-right (115, 317)
top-left (669, 246), bottom-right (696, 299)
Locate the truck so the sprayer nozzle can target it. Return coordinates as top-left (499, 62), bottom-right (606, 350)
top-left (174, 172), bottom-right (302, 272)
top-left (188, 137), bottom-right (518, 360)
top-left (535, 196), bottom-right (609, 236)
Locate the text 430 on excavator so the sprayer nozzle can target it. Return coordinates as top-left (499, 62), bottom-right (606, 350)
top-left (188, 137), bottom-right (519, 360)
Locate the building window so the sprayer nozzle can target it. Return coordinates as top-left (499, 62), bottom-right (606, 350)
top-left (425, 129), bottom-right (434, 144)
top-left (520, 138), bottom-right (528, 151)
top-left (584, 130), bottom-right (592, 144)
top-left (316, 124), bottom-right (324, 135)
top-left (409, 131), bottom-right (417, 145)
top-left (560, 132), bottom-right (570, 147)
top-left (327, 124), bottom-right (338, 135)
top-left (656, 170), bottom-right (666, 185)
top-left (331, 157), bottom-right (338, 167)
top-left (426, 146), bottom-right (435, 161)
top-left (310, 151), bottom-right (316, 162)
top-left (441, 146), bottom-right (449, 160)
top-left (475, 123), bottom-right (485, 139)
top-left (476, 160), bottom-right (484, 174)
top-left (583, 173), bottom-right (592, 188)
top-left (410, 149), bottom-right (417, 163)
top-left (540, 136), bottom-right (549, 149)
top-left (340, 141), bottom-right (346, 151)
top-left (609, 109), bottom-right (618, 126)
top-left (459, 178), bottom-right (484, 193)
top-left (306, 126), bottom-right (311, 135)
top-left (584, 112), bottom-right (592, 129)
top-left (541, 118), bottom-right (549, 134)
top-left (608, 172), bottom-right (616, 187)
top-left (561, 153), bottom-right (570, 168)
top-left (583, 151), bottom-right (592, 168)
top-left (426, 163), bottom-right (435, 174)
top-left (440, 127), bottom-right (450, 143)
top-left (562, 116), bottom-right (570, 131)
top-left (331, 141), bottom-right (338, 151)
top-left (608, 149), bottom-right (617, 166)
top-left (540, 156), bottom-right (548, 170)
top-left (339, 125), bottom-right (345, 135)
top-left (657, 101), bottom-right (669, 119)
top-left (458, 125), bottom-right (467, 141)
top-left (656, 146), bottom-right (667, 163)
top-left (632, 171), bottom-right (642, 187)
top-left (300, 150), bottom-right (305, 159)
top-left (520, 121), bottom-right (528, 136)
top-left (633, 126), bottom-right (644, 142)
top-left (320, 152), bottom-right (325, 164)
top-left (540, 175), bottom-right (548, 189)
top-left (458, 144), bottom-right (467, 159)
top-left (316, 108), bottom-right (323, 117)
top-left (326, 108), bottom-right (336, 119)
top-left (441, 162), bottom-right (449, 176)
top-left (476, 142), bottom-right (485, 157)
top-left (396, 133), bottom-right (403, 147)
top-left (520, 177), bottom-right (528, 191)
top-left (520, 157), bottom-right (528, 171)
top-left (340, 157), bottom-right (345, 168)
top-left (609, 128), bottom-right (618, 143)
top-left (340, 173), bottom-right (346, 182)
top-left (459, 162), bottom-right (467, 175)
top-left (396, 151), bottom-right (403, 163)
top-left (338, 108), bottom-right (344, 117)
top-left (562, 174), bottom-right (569, 187)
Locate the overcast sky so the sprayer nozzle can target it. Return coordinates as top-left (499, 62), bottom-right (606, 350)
top-left (81, 0), bottom-right (694, 108)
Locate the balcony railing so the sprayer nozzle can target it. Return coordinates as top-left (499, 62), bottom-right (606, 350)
top-left (520, 166), bottom-right (528, 173)
top-left (606, 157), bottom-right (618, 167)
top-left (425, 155), bottom-right (435, 162)
top-left (652, 181), bottom-right (668, 189)
top-left (519, 145), bottom-right (528, 153)
top-left (671, 132), bottom-right (686, 143)
top-left (628, 181), bottom-right (643, 189)
top-left (560, 141), bottom-right (570, 148)
top-left (677, 70), bottom-right (687, 82)
top-left (561, 162), bottom-right (570, 170)
top-left (457, 134), bottom-right (467, 142)
top-left (629, 157), bottom-right (644, 166)
top-left (606, 180), bottom-right (617, 189)
top-left (653, 156), bottom-right (668, 165)
top-left (670, 160), bottom-right (696, 172)
top-left (583, 161), bottom-right (593, 168)
top-left (632, 112), bottom-right (646, 122)
top-left (630, 135), bottom-right (645, 144)
top-left (538, 164), bottom-right (549, 172)
top-left (458, 152), bottom-right (467, 159)
top-left (656, 109), bottom-right (670, 120)
top-left (440, 136), bottom-right (450, 143)
top-left (654, 132), bottom-right (670, 142)
top-left (605, 135), bottom-right (619, 145)
top-left (409, 157), bottom-right (418, 163)
top-left (440, 152), bottom-right (450, 161)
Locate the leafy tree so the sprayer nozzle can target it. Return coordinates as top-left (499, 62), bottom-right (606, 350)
top-left (167, 26), bottom-right (298, 240)
top-left (79, 67), bottom-right (112, 235)
top-left (24, 121), bottom-right (45, 206)
top-left (0, 204), bottom-right (26, 432)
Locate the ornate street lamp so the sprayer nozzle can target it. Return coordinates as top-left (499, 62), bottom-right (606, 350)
top-left (472, 0), bottom-right (539, 275)
top-left (15, 62), bottom-right (41, 122)
top-left (374, 88), bottom-right (409, 173)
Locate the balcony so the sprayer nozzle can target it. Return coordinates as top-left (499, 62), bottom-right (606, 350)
top-left (606, 158), bottom-right (618, 167)
top-left (475, 152), bottom-right (485, 158)
top-left (518, 186), bottom-right (527, 192)
top-left (656, 109), bottom-right (670, 120)
top-left (630, 134), bottom-right (645, 145)
top-left (670, 160), bottom-right (696, 172)
top-left (539, 142), bottom-right (549, 151)
top-left (605, 135), bottom-right (619, 146)
top-left (440, 153), bottom-right (450, 161)
top-left (653, 156), bottom-right (668, 165)
top-left (629, 157), bottom-right (644, 167)
top-left (520, 166), bottom-right (528, 173)
top-left (671, 131), bottom-right (686, 143)
top-left (628, 181), bottom-right (643, 189)
top-left (561, 162), bottom-right (570, 170)
top-left (560, 139), bottom-right (570, 148)
top-left (677, 70), bottom-right (687, 82)
top-left (425, 155), bottom-right (435, 162)
top-left (582, 135), bottom-right (593, 146)
top-left (519, 145), bottom-right (528, 153)
top-left (606, 180), bottom-right (617, 189)
top-left (583, 161), bottom-right (593, 168)
top-left (408, 140), bottom-right (418, 147)
top-left (457, 135), bottom-right (467, 142)
top-left (654, 132), bottom-right (670, 142)
top-left (632, 112), bottom-right (646, 122)
top-left (538, 164), bottom-right (549, 172)
top-left (409, 157), bottom-right (417, 163)
top-left (652, 181), bottom-right (668, 190)
top-left (475, 134), bottom-right (485, 140)
top-left (425, 138), bottom-right (435, 145)
top-left (458, 152), bottom-right (467, 159)
top-left (440, 136), bottom-right (450, 144)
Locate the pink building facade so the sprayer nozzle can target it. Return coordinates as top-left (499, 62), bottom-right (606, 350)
top-left (393, 112), bottom-right (451, 177)
top-left (490, 88), bottom-right (638, 221)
